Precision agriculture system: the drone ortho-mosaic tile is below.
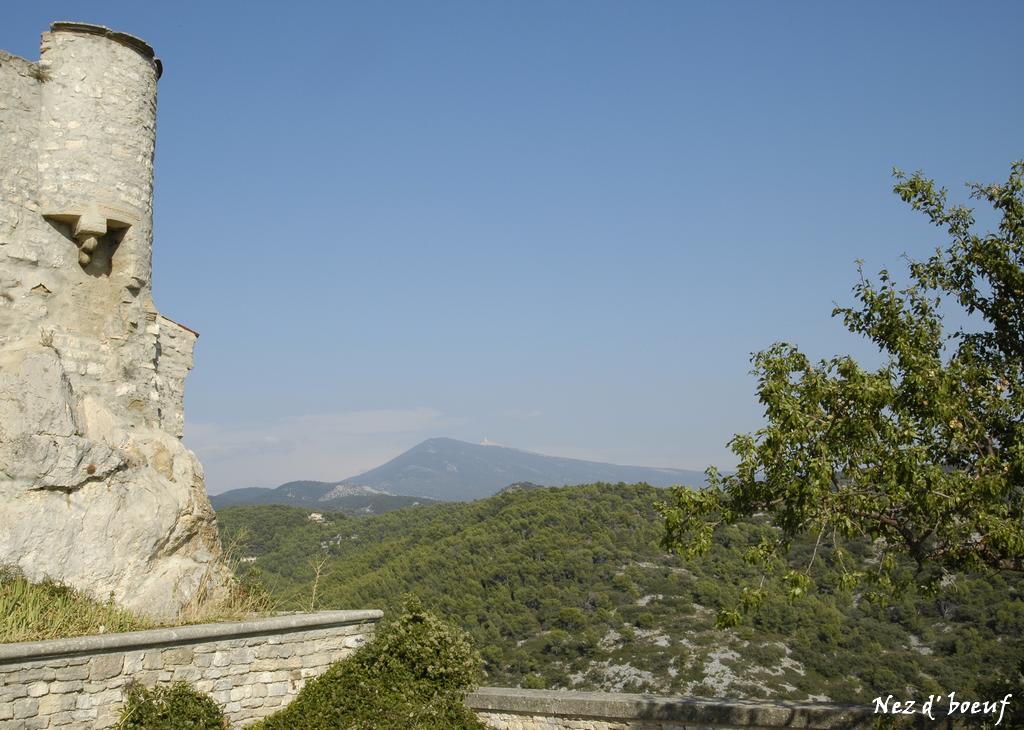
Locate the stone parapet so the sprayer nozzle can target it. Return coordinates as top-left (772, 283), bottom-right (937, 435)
top-left (0, 610), bottom-right (382, 728)
top-left (467, 687), bottom-right (888, 729)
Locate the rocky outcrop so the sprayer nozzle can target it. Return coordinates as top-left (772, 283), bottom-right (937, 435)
top-left (0, 24), bottom-right (229, 618)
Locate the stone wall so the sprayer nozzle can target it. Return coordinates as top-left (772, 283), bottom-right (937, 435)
top-left (467, 687), bottom-right (881, 730)
top-left (0, 615), bottom-right (898, 730)
top-left (154, 315), bottom-right (199, 439)
top-left (1, 23), bottom-right (230, 618)
top-left (0, 610), bottom-right (381, 729)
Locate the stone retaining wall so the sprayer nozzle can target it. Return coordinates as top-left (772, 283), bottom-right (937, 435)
top-left (1, 621), bottom-right (922, 729)
top-left (0, 610), bottom-right (381, 728)
top-left (467, 687), bottom-right (886, 729)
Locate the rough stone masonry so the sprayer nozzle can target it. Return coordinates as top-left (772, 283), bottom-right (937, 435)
top-left (0, 611), bottom-right (381, 728)
top-left (0, 23), bottom-right (230, 617)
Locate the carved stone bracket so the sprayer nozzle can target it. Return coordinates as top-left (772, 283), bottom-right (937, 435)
top-left (73, 207), bottom-right (108, 265)
top-left (42, 202), bottom-right (138, 268)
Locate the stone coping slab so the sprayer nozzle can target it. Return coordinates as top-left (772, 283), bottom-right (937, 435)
top-left (467, 687), bottom-right (876, 729)
top-left (50, 22), bottom-right (156, 60)
top-left (0, 609), bottom-right (382, 665)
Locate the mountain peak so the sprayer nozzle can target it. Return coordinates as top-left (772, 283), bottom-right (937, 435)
top-left (212, 439), bottom-right (706, 508)
top-left (339, 438), bottom-right (705, 501)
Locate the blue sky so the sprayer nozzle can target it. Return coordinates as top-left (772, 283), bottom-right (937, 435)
top-left (6, 2), bottom-right (1022, 492)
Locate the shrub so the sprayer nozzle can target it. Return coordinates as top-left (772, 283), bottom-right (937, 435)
top-left (519, 674), bottom-right (545, 689)
top-left (255, 597), bottom-right (484, 729)
top-left (117, 680), bottom-right (227, 730)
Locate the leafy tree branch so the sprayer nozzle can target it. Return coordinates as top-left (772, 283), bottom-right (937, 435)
top-left (659, 162), bottom-right (1024, 624)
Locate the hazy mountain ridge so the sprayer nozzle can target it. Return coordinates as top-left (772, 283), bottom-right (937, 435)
top-left (209, 480), bottom-right (433, 515)
top-left (211, 438), bottom-right (706, 507)
top-left (337, 437), bottom-right (706, 501)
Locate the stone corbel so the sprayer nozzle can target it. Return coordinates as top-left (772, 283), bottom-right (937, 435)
top-left (73, 207), bottom-right (108, 266)
top-left (42, 202), bottom-right (138, 268)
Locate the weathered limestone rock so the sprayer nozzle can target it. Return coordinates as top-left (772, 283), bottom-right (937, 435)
top-left (0, 23), bottom-right (229, 617)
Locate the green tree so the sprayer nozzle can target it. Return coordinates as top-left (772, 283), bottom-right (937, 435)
top-left (660, 162), bottom-right (1024, 620)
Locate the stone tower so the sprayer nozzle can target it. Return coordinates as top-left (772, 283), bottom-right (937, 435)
top-left (0, 23), bottom-right (229, 617)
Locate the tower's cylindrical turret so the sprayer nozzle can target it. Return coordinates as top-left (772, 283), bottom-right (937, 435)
top-left (37, 22), bottom-right (161, 287)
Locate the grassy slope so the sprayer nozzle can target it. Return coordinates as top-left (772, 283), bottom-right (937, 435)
top-left (0, 567), bottom-right (154, 643)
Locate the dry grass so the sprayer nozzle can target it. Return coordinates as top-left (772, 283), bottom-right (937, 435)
top-left (175, 573), bottom-right (275, 626)
top-left (170, 527), bottom-right (277, 626)
top-left (1, 530), bottom-right (278, 644)
top-left (0, 566), bottom-right (154, 643)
